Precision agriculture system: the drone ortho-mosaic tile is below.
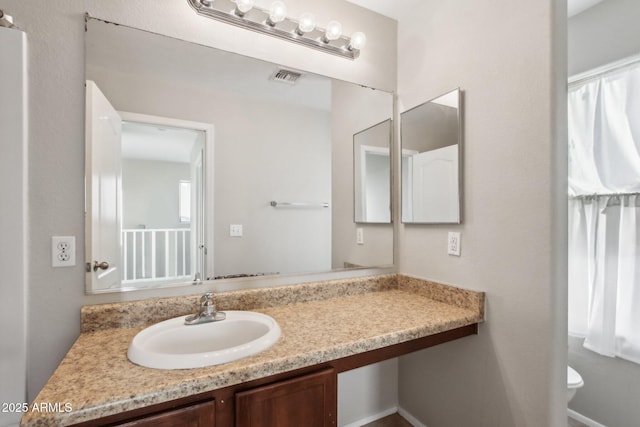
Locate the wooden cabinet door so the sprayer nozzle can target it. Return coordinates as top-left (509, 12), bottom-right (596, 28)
top-left (235, 368), bottom-right (336, 427)
top-left (117, 400), bottom-right (215, 427)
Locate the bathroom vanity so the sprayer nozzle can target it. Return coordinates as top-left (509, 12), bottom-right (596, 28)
top-left (20, 275), bottom-right (484, 427)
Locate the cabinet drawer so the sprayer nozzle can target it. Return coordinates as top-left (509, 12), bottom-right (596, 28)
top-left (117, 400), bottom-right (215, 427)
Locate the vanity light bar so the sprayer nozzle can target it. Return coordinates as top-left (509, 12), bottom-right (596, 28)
top-left (186, 0), bottom-right (366, 60)
top-left (0, 10), bottom-right (16, 28)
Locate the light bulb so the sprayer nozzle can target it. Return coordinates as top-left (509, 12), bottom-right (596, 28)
top-left (348, 31), bottom-right (367, 51)
top-left (296, 12), bottom-right (316, 35)
top-left (235, 0), bottom-right (254, 16)
top-left (323, 20), bottom-right (342, 42)
top-left (267, 1), bottom-right (287, 26)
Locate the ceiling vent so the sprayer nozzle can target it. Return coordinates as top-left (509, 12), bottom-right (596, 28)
top-left (269, 68), bottom-right (303, 85)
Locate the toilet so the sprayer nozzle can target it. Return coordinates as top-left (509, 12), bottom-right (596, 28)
top-left (567, 366), bottom-right (584, 402)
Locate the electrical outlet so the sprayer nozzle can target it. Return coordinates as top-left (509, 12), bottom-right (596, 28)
top-left (230, 224), bottom-right (243, 237)
top-left (447, 232), bottom-right (461, 256)
top-left (52, 236), bottom-right (76, 267)
top-left (356, 227), bottom-right (364, 245)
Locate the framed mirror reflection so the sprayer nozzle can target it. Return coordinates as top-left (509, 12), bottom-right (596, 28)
top-left (353, 119), bottom-right (392, 224)
top-left (84, 17), bottom-right (394, 294)
top-left (400, 88), bottom-right (462, 224)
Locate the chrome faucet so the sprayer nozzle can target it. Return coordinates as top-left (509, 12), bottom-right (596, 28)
top-left (184, 292), bottom-right (226, 325)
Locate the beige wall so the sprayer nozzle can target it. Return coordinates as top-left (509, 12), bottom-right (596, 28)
top-left (395, 1), bottom-right (568, 426)
top-left (0, 0), bottom-right (397, 399)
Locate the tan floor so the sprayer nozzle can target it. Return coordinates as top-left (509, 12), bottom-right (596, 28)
top-left (568, 417), bottom-right (588, 427)
top-left (361, 413), bottom-right (589, 427)
top-left (362, 413), bottom-right (413, 427)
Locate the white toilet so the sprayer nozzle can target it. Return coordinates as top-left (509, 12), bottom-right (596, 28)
top-left (567, 366), bottom-right (584, 402)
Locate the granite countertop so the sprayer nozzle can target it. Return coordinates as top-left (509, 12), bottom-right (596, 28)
top-left (21, 274), bottom-right (484, 427)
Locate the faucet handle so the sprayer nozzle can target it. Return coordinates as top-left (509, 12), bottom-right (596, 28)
top-left (200, 292), bottom-right (214, 304)
top-left (185, 292), bottom-right (224, 325)
top-left (200, 292), bottom-right (216, 316)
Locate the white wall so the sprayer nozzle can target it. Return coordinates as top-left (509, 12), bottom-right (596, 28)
top-left (568, 336), bottom-right (640, 426)
top-left (0, 25), bottom-right (27, 427)
top-left (338, 360), bottom-right (399, 426)
top-left (567, 1), bottom-right (640, 425)
top-left (0, 0), bottom-right (397, 406)
top-left (395, 1), bottom-right (567, 426)
top-left (568, 0), bottom-right (640, 76)
top-left (122, 159), bottom-right (190, 229)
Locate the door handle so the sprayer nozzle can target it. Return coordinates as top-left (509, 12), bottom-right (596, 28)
top-left (92, 261), bottom-right (109, 272)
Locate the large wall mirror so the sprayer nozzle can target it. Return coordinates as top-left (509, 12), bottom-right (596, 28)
top-left (84, 17), bottom-right (393, 294)
top-left (400, 88), bottom-right (462, 224)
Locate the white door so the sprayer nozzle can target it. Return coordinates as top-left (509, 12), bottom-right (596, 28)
top-left (358, 145), bottom-right (391, 223)
top-left (412, 144), bottom-right (459, 223)
top-left (85, 80), bottom-right (122, 290)
top-left (0, 26), bottom-right (27, 427)
top-left (191, 138), bottom-right (206, 281)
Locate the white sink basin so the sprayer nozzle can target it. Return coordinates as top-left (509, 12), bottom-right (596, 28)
top-left (127, 311), bottom-right (281, 370)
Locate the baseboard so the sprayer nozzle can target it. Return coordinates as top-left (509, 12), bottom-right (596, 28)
top-left (568, 409), bottom-right (607, 427)
top-left (341, 407), bottom-right (399, 427)
top-left (397, 406), bottom-right (428, 427)
top-left (355, 406), bottom-right (602, 427)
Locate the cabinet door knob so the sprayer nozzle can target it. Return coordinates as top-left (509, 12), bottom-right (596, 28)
top-left (93, 261), bottom-right (109, 272)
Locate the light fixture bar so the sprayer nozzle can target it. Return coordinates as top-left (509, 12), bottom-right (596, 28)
top-left (0, 10), bottom-right (16, 28)
top-left (186, 0), bottom-right (361, 60)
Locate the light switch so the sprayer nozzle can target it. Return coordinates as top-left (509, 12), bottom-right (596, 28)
top-left (356, 227), bottom-right (364, 245)
top-left (230, 224), bottom-right (243, 237)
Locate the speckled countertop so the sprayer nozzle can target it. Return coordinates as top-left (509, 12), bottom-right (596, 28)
top-left (21, 274), bottom-right (484, 427)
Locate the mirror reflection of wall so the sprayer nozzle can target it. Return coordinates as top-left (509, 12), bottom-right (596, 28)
top-left (401, 88), bottom-right (462, 224)
top-left (84, 18), bottom-right (394, 294)
top-left (331, 80), bottom-right (394, 271)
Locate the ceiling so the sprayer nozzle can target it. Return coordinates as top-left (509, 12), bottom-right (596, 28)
top-left (346, 0), bottom-right (605, 19)
top-left (121, 121), bottom-right (201, 164)
top-left (86, 19), bottom-right (331, 113)
top-left (87, 18), bottom-right (333, 164)
top-left (568, 0), bottom-right (605, 16)
top-left (345, 0), bottom-right (419, 20)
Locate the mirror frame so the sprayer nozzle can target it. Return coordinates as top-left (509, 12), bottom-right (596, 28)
top-left (400, 88), bottom-right (463, 225)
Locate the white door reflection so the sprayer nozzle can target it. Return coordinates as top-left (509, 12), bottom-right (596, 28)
top-left (410, 144), bottom-right (459, 223)
top-left (401, 88), bottom-right (462, 224)
top-left (120, 117), bottom-right (207, 288)
top-left (86, 84), bottom-right (214, 293)
top-left (85, 80), bottom-right (122, 290)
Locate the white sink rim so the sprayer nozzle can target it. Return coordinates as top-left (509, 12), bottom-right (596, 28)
top-left (127, 310), bottom-right (281, 370)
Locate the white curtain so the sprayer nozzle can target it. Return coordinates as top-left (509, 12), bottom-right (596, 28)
top-left (568, 62), bottom-right (640, 364)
